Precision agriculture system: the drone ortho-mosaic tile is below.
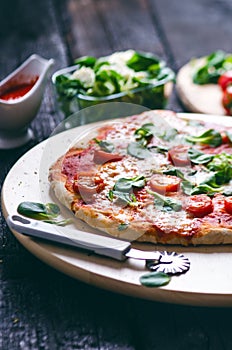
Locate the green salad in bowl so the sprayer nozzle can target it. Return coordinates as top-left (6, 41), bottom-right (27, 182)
top-left (52, 50), bottom-right (175, 117)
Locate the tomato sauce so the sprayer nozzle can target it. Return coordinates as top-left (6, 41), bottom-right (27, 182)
top-left (0, 77), bottom-right (38, 101)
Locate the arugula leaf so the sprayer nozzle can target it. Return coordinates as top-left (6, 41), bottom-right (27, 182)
top-left (140, 271), bottom-right (171, 287)
top-left (94, 138), bottom-right (115, 153)
top-left (188, 147), bottom-right (213, 164)
top-left (147, 189), bottom-right (182, 211)
top-left (185, 129), bottom-right (222, 147)
top-left (127, 142), bottom-right (152, 159)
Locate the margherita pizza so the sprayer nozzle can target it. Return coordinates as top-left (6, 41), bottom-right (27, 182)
top-left (49, 110), bottom-right (232, 245)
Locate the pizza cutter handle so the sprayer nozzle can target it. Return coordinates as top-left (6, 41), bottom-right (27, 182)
top-left (6, 215), bottom-right (131, 261)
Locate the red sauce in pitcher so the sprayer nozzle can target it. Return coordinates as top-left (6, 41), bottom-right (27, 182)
top-left (0, 76), bottom-right (39, 101)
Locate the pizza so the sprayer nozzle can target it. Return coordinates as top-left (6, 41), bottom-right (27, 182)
top-left (49, 109), bottom-right (232, 245)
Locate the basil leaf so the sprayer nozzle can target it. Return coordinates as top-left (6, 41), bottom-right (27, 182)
top-left (134, 123), bottom-right (154, 144)
top-left (110, 191), bottom-right (137, 206)
top-left (110, 175), bottom-right (146, 206)
top-left (185, 129), bottom-right (222, 147)
top-left (114, 175), bottom-right (146, 192)
top-left (147, 189), bottom-right (182, 211)
top-left (163, 167), bottom-right (186, 180)
top-left (190, 184), bottom-right (223, 196)
top-left (181, 180), bottom-right (194, 195)
top-left (148, 145), bottom-right (169, 153)
top-left (17, 202), bottom-right (60, 220)
top-left (94, 138), bottom-right (115, 153)
top-left (207, 153), bottom-right (232, 184)
top-left (127, 142), bottom-right (151, 159)
top-left (118, 223), bottom-right (129, 231)
top-left (159, 127), bottom-right (178, 141)
top-left (140, 271), bottom-right (171, 287)
top-left (44, 219), bottom-right (72, 226)
top-left (188, 148), bottom-right (213, 164)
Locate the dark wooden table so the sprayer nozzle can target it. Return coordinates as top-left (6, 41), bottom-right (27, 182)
top-left (1, 1), bottom-right (232, 349)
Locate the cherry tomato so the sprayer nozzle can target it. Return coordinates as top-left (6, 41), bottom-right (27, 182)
top-left (93, 149), bottom-right (123, 164)
top-left (222, 85), bottom-right (232, 116)
top-left (149, 174), bottom-right (181, 194)
top-left (168, 145), bottom-right (190, 167)
top-left (224, 196), bottom-right (232, 214)
top-left (221, 131), bottom-right (230, 143)
top-left (185, 194), bottom-right (213, 217)
top-left (218, 71), bottom-right (232, 91)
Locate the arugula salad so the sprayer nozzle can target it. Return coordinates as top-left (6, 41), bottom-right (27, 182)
top-left (54, 50), bottom-right (174, 116)
top-left (192, 50), bottom-right (232, 85)
top-left (191, 51), bottom-right (232, 115)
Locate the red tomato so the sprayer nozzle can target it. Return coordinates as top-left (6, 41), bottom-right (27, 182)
top-left (168, 145), bottom-right (190, 167)
top-left (93, 149), bottom-right (123, 164)
top-left (224, 197), bottom-right (232, 214)
top-left (221, 131), bottom-right (230, 143)
top-left (222, 85), bottom-right (232, 116)
top-left (185, 194), bottom-right (213, 217)
top-left (218, 71), bottom-right (232, 91)
top-left (149, 174), bottom-right (181, 193)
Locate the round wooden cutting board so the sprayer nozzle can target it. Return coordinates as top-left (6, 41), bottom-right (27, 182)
top-left (2, 114), bottom-right (232, 307)
top-left (176, 60), bottom-right (225, 116)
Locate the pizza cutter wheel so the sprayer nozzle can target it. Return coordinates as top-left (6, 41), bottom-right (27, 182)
top-left (146, 251), bottom-right (191, 275)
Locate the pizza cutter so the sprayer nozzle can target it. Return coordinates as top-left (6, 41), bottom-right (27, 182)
top-left (7, 215), bottom-right (190, 275)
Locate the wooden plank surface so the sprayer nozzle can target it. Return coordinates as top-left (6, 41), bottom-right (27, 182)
top-left (1, 0), bottom-right (232, 349)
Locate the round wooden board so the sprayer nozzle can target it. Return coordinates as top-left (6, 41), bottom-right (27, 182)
top-left (176, 61), bottom-right (225, 116)
top-left (2, 114), bottom-right (232, 307)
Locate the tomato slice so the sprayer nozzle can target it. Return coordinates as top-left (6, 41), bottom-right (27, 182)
top-left (149, 174), bottom-right (181, 194)
top-left (185, 194), bottom-right (213, 217)
top-left (218, 71), bottom-right (232, 91)
top-left (168, 145), bottom-right (190, 167)
top-left (224, 196), bottom-right (232, 214)
top-left (93, 149), bottom-right (123, 164)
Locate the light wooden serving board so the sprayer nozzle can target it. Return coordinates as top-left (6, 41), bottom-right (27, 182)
top-left (2, 114), bottom-right (232, 307)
